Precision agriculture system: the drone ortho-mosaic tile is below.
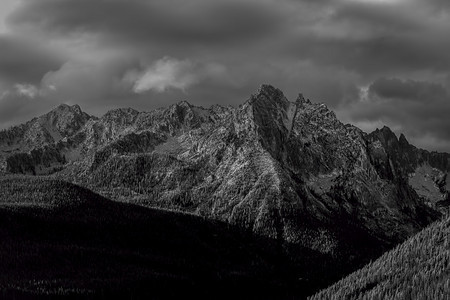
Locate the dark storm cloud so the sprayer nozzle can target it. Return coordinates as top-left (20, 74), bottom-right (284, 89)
top-left (369, 78), bottom-right (448, 102)
top-left (3, 0), bottom-right (299, 108)
top-left (428, 0), bottom-right (450, 11)
top-left (286, 1), bottom-right (450, 76)
top-left (295, 35), bottom-right (450, 75)
top-left (7, 0), bottom-right (285, 47)
top-left (10, 0), bottom-right (450, 78)
top-left (0, 35), bottom-right (64, 84)
top-left (7, 0), bottom-right (450, 80)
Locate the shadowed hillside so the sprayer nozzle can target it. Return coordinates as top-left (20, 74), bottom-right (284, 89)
top-left (0, 176), bottom-right (343, 299)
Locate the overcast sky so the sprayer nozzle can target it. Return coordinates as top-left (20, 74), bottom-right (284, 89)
top-left (0, 0), bottom-right (449, 152)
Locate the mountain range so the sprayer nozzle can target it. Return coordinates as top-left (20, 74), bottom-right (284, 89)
top-left (1, 84), bottom-right (449, 297)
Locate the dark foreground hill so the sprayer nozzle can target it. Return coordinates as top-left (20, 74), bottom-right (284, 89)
top-left (0, 176), bottom-right (340, 299)
top-left (310, 215), bottom-right (450, 300)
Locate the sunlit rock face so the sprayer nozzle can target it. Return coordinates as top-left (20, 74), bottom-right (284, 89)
top-left (1, 85), bottom-right (445, 264)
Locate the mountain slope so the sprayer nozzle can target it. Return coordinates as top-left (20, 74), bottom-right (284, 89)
top-left (0, 176), bottom-right (316, 299)
top-left (309, 215), bottom-right (450, 300)
top-left (0, 104), bottom-right (93, 174)
top-left (1, 84), bottom-right (447, 293)
top-left (0, 104), bottom-right (92, 151)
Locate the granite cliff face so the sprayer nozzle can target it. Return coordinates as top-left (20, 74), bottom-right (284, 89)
top-left (1, 85), bottom-right (447, 266)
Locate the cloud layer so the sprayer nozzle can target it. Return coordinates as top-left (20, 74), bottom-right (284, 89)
top-left (0, 0), bottom-right (450, 151)
top-left (125, 57), bottom-right (226, 94)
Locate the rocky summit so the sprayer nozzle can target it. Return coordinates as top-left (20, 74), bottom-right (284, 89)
top-left (1, 84), bottom-right (448, 282)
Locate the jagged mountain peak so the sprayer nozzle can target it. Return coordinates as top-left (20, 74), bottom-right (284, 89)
top-left (369, 127), bottom-right (417, 159)
top-left (53, 103), bottom-right (81, 111)
top-left (53, 103), bottom-right (71, 110)
top-left (296, 93), bottom-right (311, 104)
top-left (45, 104), bottom-right (88, 121)
top-left (68, 104), bottom-right (84, 116)
top-left (249, 84), bottom-right (290, 108)
top-left (399, 133), bottom-right (410, 146)
top-left (371, 125), bottom-right (399, 145)
top-left (19, 103), bottom-right (90, 143)
top-left (72, 104), bottom-right (82, 111)
top-left (0, 102), bottom-right (92, 172)
top-left (42, 103), bottom-right (91, 136)
top-left (380, 125), bottom-right (395, 134)
top-left (167, 100), bottom-right (195, 116)
top-left (173, 100), bottom-right (192, 108)
top-left (257, 83), bottom-right (280, 93)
